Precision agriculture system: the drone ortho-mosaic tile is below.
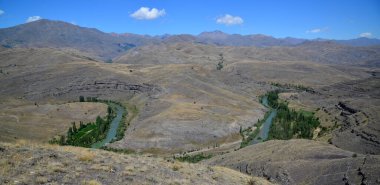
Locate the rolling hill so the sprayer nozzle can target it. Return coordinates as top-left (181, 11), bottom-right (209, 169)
top-left (0, 19), bottom-right (379, 185)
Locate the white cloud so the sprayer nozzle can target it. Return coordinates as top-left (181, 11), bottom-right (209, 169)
top-left (0, 9), bottom-right (4, 16)
top-left (216, 14), bottom-right (243, 25)
top-left (307, 28), bottom-right (322, 33)
top-left (26, 16), bottom-right (42, 23)
top-left (130, 7), bottom-right (165, 20)
top-left (306, 27), bottom-right (328, 33)
top-left (359, 32), bottom-right (372, 38)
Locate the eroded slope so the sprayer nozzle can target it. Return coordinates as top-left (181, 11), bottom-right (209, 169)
top-left (205, 139), bottom-right (380, 185)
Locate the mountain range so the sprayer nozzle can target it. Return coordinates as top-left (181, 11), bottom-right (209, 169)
top-left (1, 19), bottom-right (380, 60)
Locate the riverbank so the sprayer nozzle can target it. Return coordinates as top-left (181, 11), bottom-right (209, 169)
top-left (241, 89), bottom-right (321, 148)
top-left (250, 96), bottom-right (277, 144)
top-left (240, 95), bottom-right (277, 148)
top-left (91, 103), bottom-right (124, 148)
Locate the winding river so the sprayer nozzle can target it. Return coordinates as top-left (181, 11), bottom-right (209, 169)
top-left (90, 96), bottom-right (272, 148)
top-left (91, 103), bottom-right (125, 149)
top-left (250, 96), bottom-right (277, 144)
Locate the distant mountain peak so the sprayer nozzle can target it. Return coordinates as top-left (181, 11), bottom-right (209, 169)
top-left (24, 19), bottom-right (74, 26)
top-left (250, 34), bottom-right (272, 38)
top-left (198, 30), bottom-right (228, 36)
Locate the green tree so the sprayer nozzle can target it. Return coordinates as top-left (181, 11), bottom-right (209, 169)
top-left (79, 96), bottom-right (85, 102)
top-left (66, 127), bottom-right (73, 144)
top-left (86, 97), bottom-right (92, 102)
top-left (59, 135), bottom-right (66, 145)
top-left (107, 106), bottom-right (112, 115)
top-left (72, 122), bottom-right (77, 133)
top-left (79, 121), bottom-right (84, 129)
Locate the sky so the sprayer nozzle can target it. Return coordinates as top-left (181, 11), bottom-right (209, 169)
top-left (0, 0), bottom-right (379, 39)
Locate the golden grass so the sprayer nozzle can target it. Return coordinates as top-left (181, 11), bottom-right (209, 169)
top-left (47, 162), bottom-right (66, 173)
top-left (14, 139), bottom-right (29, 147)
top-left (14, 139), bottom-right (58, 150)
top-left (77, 150), bottom-right (96, 162)
top-left (82, 179), bottom-right (102, 185)
top-left (0, 100), bottom-right (107, 143)
top-left (0, 158), bottom-right (11, 175)
top-left (36, 176), bottom-right (49, 184)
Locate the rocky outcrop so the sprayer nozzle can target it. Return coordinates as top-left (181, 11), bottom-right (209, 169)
top-left (50, 81), bottom-right (161, 98)
top-left (24, 80), bottom-right (162, 99)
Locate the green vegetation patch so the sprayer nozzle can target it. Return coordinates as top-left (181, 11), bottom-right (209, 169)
top-left (270, 82), bottom-right (315, 92)
top-left (216, 53), bottom-right (224, 70)
top-left (267, 91), bottom-right (320, 140)
top-left (50, 96), bottom-right (130, 148)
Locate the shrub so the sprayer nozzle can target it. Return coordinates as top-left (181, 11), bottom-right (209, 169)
top-left (171, 162), bottom-right (183, 171)
top-left (77, 150), bottom-right (95, 162)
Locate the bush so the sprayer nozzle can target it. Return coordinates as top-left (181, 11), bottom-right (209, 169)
top-left (216, 61), bottom-right (223, 70)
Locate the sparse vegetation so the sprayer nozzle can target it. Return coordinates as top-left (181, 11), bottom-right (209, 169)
top-left (216, 53), bottom-right (224, 70)
top-left (271, 82), bottom-right (315, 92)
top-left (175, 153), bottom-right (213, 163)
top-left (100, 146), bottom-right (136, 154)
top-left (0, 142), bottom-right (255, 184)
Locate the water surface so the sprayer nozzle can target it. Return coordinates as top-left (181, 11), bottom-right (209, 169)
top-left (250, 96), bottom-right (277, 144)
top-left (91, 103), bottom-right (124, 148)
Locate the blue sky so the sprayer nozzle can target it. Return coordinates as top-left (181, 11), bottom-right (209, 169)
top-left (0, 0), bottom-right (379, 39)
